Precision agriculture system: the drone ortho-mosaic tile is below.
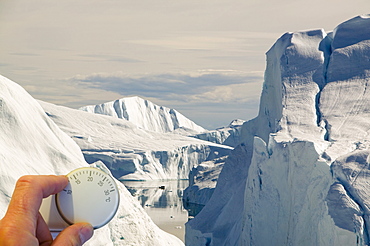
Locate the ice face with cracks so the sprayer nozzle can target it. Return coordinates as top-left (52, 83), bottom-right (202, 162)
top-left (186, 14), bottom-right (370, 246)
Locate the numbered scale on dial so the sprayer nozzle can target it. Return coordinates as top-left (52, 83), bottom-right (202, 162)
top-left (40, 167), bottom-right (120, 232)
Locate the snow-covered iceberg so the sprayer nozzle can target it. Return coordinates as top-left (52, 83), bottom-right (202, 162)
top-left (0, 75), bottom-right (184, 245)
top-left (80, 96), bottom-right (205, 134)
top-left (186, 15), bottom-right (370, 246)
top-left (40, 101), bottom-right (232, 181)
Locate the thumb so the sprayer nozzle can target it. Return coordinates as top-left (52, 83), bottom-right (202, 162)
top-left (52, 223), bottom-right (94, 246)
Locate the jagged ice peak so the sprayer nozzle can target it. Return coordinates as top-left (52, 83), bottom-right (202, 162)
top-left (79, 96), bottom-right (205, 134)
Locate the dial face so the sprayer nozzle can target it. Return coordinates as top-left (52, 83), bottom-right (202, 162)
top-left (56, 167), bottom-right (120, 229)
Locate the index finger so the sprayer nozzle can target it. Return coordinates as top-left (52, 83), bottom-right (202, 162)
top-left (4, 175), bottom-right (68, 232)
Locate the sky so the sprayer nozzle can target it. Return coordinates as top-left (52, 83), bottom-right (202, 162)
top-left (0, 0), bottom-right (368, 129)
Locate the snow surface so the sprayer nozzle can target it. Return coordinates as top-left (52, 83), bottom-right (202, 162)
top-left (80, 96), bottom-right (205, 134)
top-left (0, 75), bottom-right (183, 245)
top-left (40, 101), bottom-right (232, 181)
top-left (186, 15), bottom-right (370, 246)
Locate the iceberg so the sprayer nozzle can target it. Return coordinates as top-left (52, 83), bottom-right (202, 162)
top-left (0, 74), bottom-right (183, 245)
top-left (40, 101), bottom-right (232, 181)
top-left (191, 119), bottom-right (245, 147)
top-left (183, 156), bottom-right (226, 209)
top-left (80, 96), bottom-right (205, 134)
top-left (186, 15), bottom-right (370, 245)
top-left (2, 13), bottom-right (370, 246)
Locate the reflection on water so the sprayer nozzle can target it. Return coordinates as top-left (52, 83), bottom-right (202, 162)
top-left (122, 180), bottom-right (189, 242)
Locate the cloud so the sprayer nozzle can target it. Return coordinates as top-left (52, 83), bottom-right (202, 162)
top-left (69, 70), bottom-right (263, 103)
top-left (190, 82), bottom-right (262, 103)
top-left (67, 70), bottom-right (263, 129)
top-left (128, 36), bottom-right (238, 51)
top-left (76, 54), bottom-right (143, 63)
top-left (10, 52), bottom-right (40, 57)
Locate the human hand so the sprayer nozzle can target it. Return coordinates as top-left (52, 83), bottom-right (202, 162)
top-left (0, 175), bottom-right (94, 246)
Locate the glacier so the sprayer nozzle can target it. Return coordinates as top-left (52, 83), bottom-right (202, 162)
top-left (186, 14), bottom-right (370, 246)
top-left (0, 75), bottom-right (184, 245)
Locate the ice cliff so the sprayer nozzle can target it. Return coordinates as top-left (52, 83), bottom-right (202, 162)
top-left (0, 75), bottom-right (183, 245)
top-left (183, 120), bottom-right (244, 208)
top-left (191, 119), bottom-right (245, 147)
top-left (186, 15), bottom-right (370, 245)
top-left (40, 101), bottom-right (232, 181)
top-left (183, 156), bottom-right (226, 209)
top-left (80, 96), bottom-right (205, 134)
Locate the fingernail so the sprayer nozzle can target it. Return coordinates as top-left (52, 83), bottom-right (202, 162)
top-left (79, 223), bottom-right (94, 244)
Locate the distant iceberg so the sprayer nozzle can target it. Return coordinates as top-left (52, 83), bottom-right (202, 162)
top-left (80, 96), bottom-right (205, 134)
top-left (41, 100), bottom-right (232, 181)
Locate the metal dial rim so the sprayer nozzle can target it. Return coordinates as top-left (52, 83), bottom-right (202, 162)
top-left (55, 167), bottom-right (120, 229)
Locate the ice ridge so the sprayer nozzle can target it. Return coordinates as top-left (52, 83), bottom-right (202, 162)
top-left (80, 96), bottom-right (205, 134)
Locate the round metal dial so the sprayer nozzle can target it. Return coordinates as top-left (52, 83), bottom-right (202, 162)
top-left (56, 167), bottom-right (120, 229)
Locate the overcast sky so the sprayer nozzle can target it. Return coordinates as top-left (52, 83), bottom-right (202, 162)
top-left (0, 1), bottom-right (368, 129)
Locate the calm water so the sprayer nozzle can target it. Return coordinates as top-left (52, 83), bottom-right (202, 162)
top-left (121, 180), bottom-right (189, 242)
